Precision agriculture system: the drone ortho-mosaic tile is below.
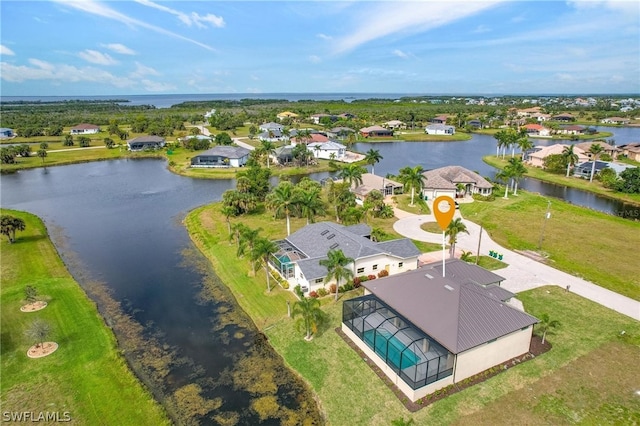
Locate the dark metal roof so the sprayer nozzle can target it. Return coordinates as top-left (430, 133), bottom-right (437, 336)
top-left (363, 260), bottom-right (537, 354)
top-left (430, 258), bottom-right (505, 286)
top-left (128, 135), bottom-right (165, 143)
top-left (196, 146), bottom-right (250, 159)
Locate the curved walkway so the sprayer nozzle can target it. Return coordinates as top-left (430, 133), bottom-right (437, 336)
top-left (392, 203), bottom-right (640, 321)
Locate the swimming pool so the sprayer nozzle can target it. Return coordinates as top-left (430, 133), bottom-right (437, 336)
top-left (363, 329), bottom-right (420, 370)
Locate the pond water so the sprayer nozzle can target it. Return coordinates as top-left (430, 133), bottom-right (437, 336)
top-left (0, 159), bottom-right (323, 425)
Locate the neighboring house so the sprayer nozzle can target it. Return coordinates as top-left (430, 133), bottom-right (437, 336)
top-left (558, 125), bottom-right (585, 135)
top-left (291, 133), bottom-right (329, 145)
top-left (0, 128), bottom-right (15, 138)
top-left (421, 166), bottom-right (493, 199)
top-left (259, 122), bottom-right (284, 133)
top-left (530, 112), bottom-right (551, 122)
top-left (277, 111), bottom-right (299, 121)
top-left (522, 124), bottom-right (551, 137)
top-left (574, 161), bottom-right (636, 179)
top-left (516, 107), bottom-right (542, 117)
top-left (310, 114), bottom-right (338, 124)
top-left (575, 141), bottom-right (620, 160)
top-left (467, 119), bottom-right (482, 129)
top-left (425, 124), bottom-right (455, 135)
top-left (430, 115), bottom-right (448, 124)
top-left (70, 123), bottom-right (100, 135)
top-left (190, 146), bottom-right (251, 168)
top-left (275, 145), bottom-right (295, 165)
top-left (360, 126), bottom-right (394, 138)
top-left (327, 127), bottom-right (355, 139)
top-left (524, 144), bottom-right (588, 168)
top-left (308, 141), bottom-right (346, 160)
top-left (619, 143), bottom-right (640, 161)
top-left (552, 114), bottom-right (575, 122)
top-left (271, 222), bottom-right (421, 293)
top-left (384, 120), bottom-right (406, 130)
top-left (127, 135), bottom-right (165, 151)
top-left (600, 117), bottom-right (630, 125)
top-left (352, 173), bottom-right (403, 200)
top-left (342, 259), bottom-right (538, 402)
top-left (258, 129), bottom-right (289, 142)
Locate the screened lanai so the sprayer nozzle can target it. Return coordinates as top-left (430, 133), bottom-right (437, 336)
top-left (343, 295), bottom-right (454, 390)
top-left (270, 239), bottom-right (307, 279)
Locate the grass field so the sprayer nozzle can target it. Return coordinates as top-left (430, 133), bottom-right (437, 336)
top-left (0, 209), bottom-right (169, 424)
top-left (484, 155), bottom-right (640, 206)
top-left (459, 191), bottom-right (640, 300)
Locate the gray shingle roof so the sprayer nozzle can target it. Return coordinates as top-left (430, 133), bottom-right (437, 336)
top-left (129, 135), bottom-right (165, 143)
top-left (422, 166), bottom-right (492, 190)
top-left (196, 146), bottom-right (250, 159)
top-left (363, 259), bottom-right (537, 354)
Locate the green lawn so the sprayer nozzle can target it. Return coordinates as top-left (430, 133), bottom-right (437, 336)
top-left (460, 191), bottom-right (640, 300)
top-left (0, 210), bottom-right (169, 425)
top-left (484, 155), bottom-right (640, 206)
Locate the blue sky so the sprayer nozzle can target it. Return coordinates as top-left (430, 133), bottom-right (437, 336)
top-left (1, 1), bottom-right (638, 96)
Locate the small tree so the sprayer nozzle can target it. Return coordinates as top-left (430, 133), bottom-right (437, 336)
top-left (24, 285), bottom-right (38, 303)
top-left (292, 296), bottom-right (327, 340)
top-left (37, 149), bottom-right (48, 163)
top-left (1, 215), bottom-right (26, 243)
top-left (536, 313), bottom-right (560, 344)
top-left (104, 137), bottom-right (115, 149)
top-left (26, 319), bottom-right (52, 349)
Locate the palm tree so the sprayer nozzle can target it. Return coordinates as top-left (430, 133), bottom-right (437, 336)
top-left (296, 188), bottom-right (325, 225)
top-left (506, 157), bottom-right (527, 195)
top-left (496, 168), bottom-right (513, 199)
top-left (588, 143), bottom-right (604, 183)
top-left (37, 149), bottom-right (47, 163)
top-left (445, 218), bottom-right (469, 258)
top-left (266, 181), bottom-right (298, 236)
top-left (260, 140), bottom-right (276, 168)
top-left (517, 134), bottom-right (534, 157)
top-left (235, 224), bottom-right (262, 273)
top-left (319, 249), bottom-right (354, 302)
top-left (25, 319), bottom-right (52, 349)
top-left (338, 164), bottom-right (366, 188)
top-left (0, 215), bottom-right (26, 243)
top-left (364, 149), bottom-right (383, 175)
top-left (252, 237), bottom-right (279, 292)
top-left (220, 205), bottom-right (236, 236)
top-left (536, 313), bottom-right (560, 344)
top-left (562, 144), bottom-right (579, 177)
top-left (398, 165), bottom-right (425, 206)
top-left (292, 296), bottom-right (326, 340)
top-left (327, 181), bottom-right (355, 222)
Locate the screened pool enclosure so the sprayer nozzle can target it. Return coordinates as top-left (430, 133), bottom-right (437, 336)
top-left (343, 295), bottom-right (454, 389)
top-left (270, 239), bottom-right (307, 279)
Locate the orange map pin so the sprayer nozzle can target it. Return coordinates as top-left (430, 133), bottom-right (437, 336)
top-left (433, 196), bottom-right (455, 231)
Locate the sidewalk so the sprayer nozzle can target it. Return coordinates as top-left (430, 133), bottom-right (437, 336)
top-left (392, 202), bottom-right (640, 321)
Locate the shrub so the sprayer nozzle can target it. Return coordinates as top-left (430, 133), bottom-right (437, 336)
top-left (281, 281), bottom-right (289, 289)
top-left (358, 275), bottom-right (369, 282)
top-left (472, 193), bottom-right (495, 201)
top-left (343, 282), bottom-right (354, 292)
top-left (352, 280), bottom-right (361, 289)
top-left (338, 286), bottom-right (346, 293)
top-left (377, 269), bottom-right (389, 278)
top-left (317, 288), bottom-right (328, 297)
top-left (329, 283), bottom-right (337, 294)
top-left (353, 276), bottom-right (361, 286)
top-left (367, 274), bottom-right (376, 281)
top-left (309, 291), bottom-right (319, 298)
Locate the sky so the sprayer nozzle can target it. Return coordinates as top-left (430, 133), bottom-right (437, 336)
top-left (1, 0), bottom-right (639, 96)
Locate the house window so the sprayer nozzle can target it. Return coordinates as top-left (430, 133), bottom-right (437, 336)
top-left (398, 262), bottom-right (403, 268)
top-left (372, 265), bottom-right (378, 271)
top-left (315, 278), bottom-right (324, 284)
top-left (357, 267), bottom-right (365, 274)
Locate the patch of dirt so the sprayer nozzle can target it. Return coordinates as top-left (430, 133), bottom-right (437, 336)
top-left (20, 301), bottom-right (48, 312)
top-left (515, 250), bottom-right (548, 263)
top-left (27, 342), bottom-right (58, 358)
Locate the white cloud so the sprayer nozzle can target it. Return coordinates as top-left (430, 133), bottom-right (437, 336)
top-left (392, 49), bottom-right (409, 59)
top-left (53, 0), bottom-right (216, 51)
top-left (78, 49), bottom-right (118, 65)
top-left (141, 79), bottom-right (175, 92)
top-left (130, 62), bottom-right (159, 78)
top-left (1, 45), bottom-right (16, 56)
top-left (332, 1), bottom-right (503, 54)
top-left (102, 43), bottom-right (136, 55)
top-left (309, 55), bottom-right (322, 63)
top-left (317, 33), bottom-right (332, 41)
top-left (134, 0), bottom-right (225, 28)
top-left (473, 25), bottom-right (491, 34)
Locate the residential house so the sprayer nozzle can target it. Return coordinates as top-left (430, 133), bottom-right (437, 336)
top-left (276, 111), bottom-right (299, 121)
top-left (574, 161), bottom-right (636, 179)
top-left (70, 123), bottom-right (100, 135)
top-left (524, 144), bottom-right (588, 168)
top-left (425, 124), bottom-right (455, 136)
top-left (522, 124), bottom-right (551, 137)
top-left (342, 259), bottom-right (538, 401)
top-left (258, 129), bottom-right (289, 143)
top-left (619, 143), bottom-right (640, 161)
top-left (308, 141), bottom-right (346, 160)
top-left (327, 127), bottom-right (355, 140)
top-left (421, 166), bottom-right (493, 200)
top-left (310, 114), bottom-right (338, 125)
top-left (127, 135), bottom-right (165, 151)
top-left (359, 126), bottom-right (394, 138)
top-left (552, 114), bottom-right (575, 122)
top-left (558, 125), bottom-right (585, 135)
top-left (601, 117), bottom-right (630, 125)
top-left (259, 122), bottom-right (284, 133)
top-left (190, 146), bottom-right (251, 168)
top-left (516, 107), bottom-right (542, 117)
top-left (0, 128), bottom-right (15, 138)
top-left (530, 112), bottom-right (551, 122)
top-left (271, 222), bottom-right (421, 293)
top-left (384, 120), bottom-right (406, 130)
top-left (575, 141), bottom-right (620, 160)
top-left (291, 133), bottom-right (329, 145)
top-left (352, 173), bottom-right (403, 201)
top-left (274, 145), bottom-right (295, 165)
top-left (430, 115), bottom-right (448, 124)
top-left (467, 119), bottom-right (482, 129)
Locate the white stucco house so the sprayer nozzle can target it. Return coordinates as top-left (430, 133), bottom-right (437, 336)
top-left (425, 124), bottom-right (455, 135)
top-left (70, 123), bottom-right (100, 135)
top-left (342, 259), bottom-right (538, 401)
top-left (270, 222), bottom-right (421, 294)
top-left (308, 141), bottom-right (346, 160)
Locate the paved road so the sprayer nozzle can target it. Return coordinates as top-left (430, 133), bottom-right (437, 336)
top-left (392, 202), bottom-right (640, 321)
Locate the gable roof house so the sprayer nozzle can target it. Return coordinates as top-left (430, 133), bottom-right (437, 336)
top-left (342, 259), bottom-right (538, 401)
top-left (70, 123), bottom-right (100, 135)
top-left (384, 120), bottom-right (406, 130)
top-left (308, 141), bottom-right (346, 160)
top-left (190, 146), bottom-right (251, 168)
top-left (575, 141), bottom-right (621, 160)
top-left (522, 124), bottom-right (551, 137)
top-left (574, 160), bottom-right (636, 180)
top-left (127, 135), bottom-right (165, 151)
top-left (277, 111), bottom-right (299, 121)
top-left (270, 222), bottom-right (421, 293)
top-left (291, 133), bottom-right (329, 145)
top-left (619, 143), bottom-right (640, 162)
top-left (430, 115), bottom-right (448, 124)
top-left (352, 173), bottom-right (403, 200)
top-left (524, 143), bottom-right (588, 168)
top-left (360, 125), bottom-right (394, 138)
top-left (601, 117), bottom-right (630, 125)
top-left (421, 166), bottom-right (493, 200)
top-left (425, 124), bottom-right (455, 135)
top-left (558, 125), bottom-right (585, 135)
top-left (259, 122), bottom-right (284, 133)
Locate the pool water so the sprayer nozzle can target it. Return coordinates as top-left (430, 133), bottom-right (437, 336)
top-left (364, 329), bottom-right (420, 369)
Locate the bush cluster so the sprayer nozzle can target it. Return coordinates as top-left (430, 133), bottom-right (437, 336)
top-left (377, 269), bottom-right (389, 278)
top-left (472, 193), bottom-right (496, 201)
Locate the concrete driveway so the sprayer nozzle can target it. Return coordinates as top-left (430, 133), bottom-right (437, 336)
top-left (392, 204), bottom-right (640, 321)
